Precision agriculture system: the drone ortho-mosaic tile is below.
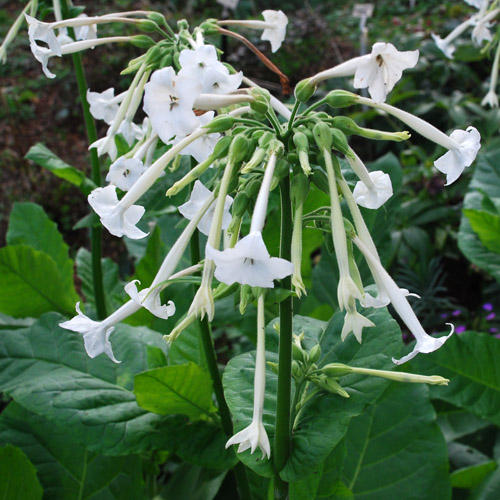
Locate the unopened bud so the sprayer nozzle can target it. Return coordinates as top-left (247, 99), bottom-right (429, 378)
top-left (148, 12), bottom-right (167, 26)
top-left (325, 90), bottom-right (358, 108)
top-left (267, 361), bottom-right (279, 374)
top-left (331, 128), bottom-right (351, 157)
top-left (228, 134), bottom-right (249, 164)
top-left (200, 19), bottom-right (219, 36)
top-left (204, 115), bottom-right (236, 133)
top-left (294, 78), bottom-right (316, 103)
top-left (321, 363), bottom-right (353, 377)
top-left (138, 20), bottom-right (160, 32)
top-left (313, 122), bottom-right (333, 150)
top-left (311, 168), bottom-right (329, 194)
top-left (292, 343), bottom-right (306, 362)
top-left (249, 87), bottom-right (271, 115)
top-left (131, 35), bottom-right (155, 48)
top-left (309, 344), bottom-right (321, 363)
top-left (232, 191), bottom-right (249, 217)
top-left (292, 360), bottom-right (302, 378)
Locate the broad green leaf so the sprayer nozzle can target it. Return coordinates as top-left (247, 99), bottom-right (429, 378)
top-left (0, 444), bottom-right (43, 500)
top-left (134, 363), bottom-right (217, 419)
top-left (0, 403), bottom-right (145, 499)
top-left (76, 248), bottom-right (124, 314)
top-left (325, 383), bottom-right (451, 500)
top-left (281, 308), bottom-right (403, 481)
top-left (0, 312), bottom-right (34, 330)
top-left (223, 310), bottom-right (403, 481)
top-left (159, 464), bottom-right (226, 500)
top-left (0, 245), bottom-right (77, 317)
top-left (464, 209), bottom-right (500, 254)
top-left (472, 467), bottom-right (500, 500)
top-left (412, 332), bottom-right (500, 425)
top-left (0, 313), bottom-right (235, 469)
top-left (169, 321), bottom-right (207, 369)
top-left (451, 461), bottom-right (498, 489)
top-left (7, 202), bottom-right (74, 288)
top-left (25, 142), bottom-right (86, 187)
top-left (458, 140), bottom-right (500, 281)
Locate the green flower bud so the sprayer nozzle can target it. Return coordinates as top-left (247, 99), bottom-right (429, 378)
top-left (325, 90), bottom-right (359, 108)
top-left (232, 191), bottom-right (250, 218)
top-left (239, 284), bottom-right (253, 315)
top-left (130, 35), bottom-right (155, 48)
top-left (228, 134), bottom-right (249, 164)
top-left (200, 19), bottom-right (219, 36)
top-left (310, 374), bottom-right (350, 398)
top-left (331, 116), bottom-right (361, 135)
top-left (309, 344), bottom-right (321, 363)
top-left (212, 135), bottom-right (233, 158)
top-left (293, 131), bottom-right (309, 152)
top-left (332, 116), bottom-right (410, 142)
top-left (291, 173), bottom-right (309, 206)
top-left (177, 19), bottom-right (189, 30)
top-left (204, 115), bottom-right (236, 134)
top-left (313, 122), bottom-right (333, 150)
top-left (147, 12), bottom-right (167, 27)
top-left (320, 363), bottom-right (353, 377)
top-left (259, 131), bottom-right (275, 147)
top-left (249, 87), bottom-right (271, 115)
top-left (292, 360), bottom-right (302, 378)
top-left (244, 178), bottom-right (261, 199)
top-left (138, 20), bottom-right (160, 33)
top-left (331, 128), bottom-right (351, 157)
top-left (294, 78), bottom-right (316, 103)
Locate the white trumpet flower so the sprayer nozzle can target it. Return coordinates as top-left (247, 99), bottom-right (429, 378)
top-left (341, 307), bottom-right (375, 343)
top-left (106, 157), bottom-right (146, 191)
top-left (88, 185), bottom-right (147, 239)
top-left (353, 170), bottom-right (393, 209)
top-left (60, 301), bottom-right (140, 363)
top-left (357, 97), bottom-right (481, 185)
top-left (353, 42), bottom-right (419, 103)
top-left (87, 88), bottom-right (125, 124)
top-left (482, 90), bottom-right (498, 108)
top-left (219, 10), bottom-right (288, 53)
top-left (124, 280), bottom-right (175, 319)
top-left (353, 236), bottom-right (454, 365)
top-left (226, 295), bottom-right (270, 459)
top-left (178, 181), bottom-right (233, 236)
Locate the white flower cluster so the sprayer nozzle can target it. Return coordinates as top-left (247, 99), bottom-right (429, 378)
top-left (431, 0), bottom-right (499, 107)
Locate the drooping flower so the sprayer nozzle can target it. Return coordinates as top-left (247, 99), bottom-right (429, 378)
top-left (143, 66), bottom-right (201, 144)
top-left (352, 170), bottom-right (393, 209)
top-left (353, 236), bottom-right (454, 365)
top-left (361, 287), bottom-right (420, 308)
top-left (471, 19), bottom-right (493, 45)
top-left (87, 88), bottom-right (124, 124)
top-left (353, 42), bottom-right (419, 103)
top-left (25, 14), bottom-right (61, 54)
top-left (464, 0), bottom-right (489, 10)
top-left (206, 231), bottom-right (293, 288)
top-left (124, 280), bottom-right (175, 319)
top-left (226, 295), bottom-right (270, 459)
top-left (60, 301), bottom-right (140, 363)
top-left (341, 307), bottom-right (375, 343)
top-left (178, 180), bottom-right (233, 236)
top-left (431, 33), bottom-right (456, 59)
top-left (106, 157), bottom-right (146, 191)
top-left (434, 126), bottom-right (481, 185)
top-left (261, 10), bottom-right (288, 53)
top-left (482, 90), bottom-right (499, 108)
top-left (88, 185), bottom-right (147, 239)
top-left (73, 14), bottom-right (98, 41)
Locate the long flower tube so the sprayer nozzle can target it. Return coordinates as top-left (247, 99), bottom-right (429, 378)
top-left (206, 148), bottom-right (293, 288)
top-left (61, 196), bottom-right (214, 360)
top-left (432, 17), bottom-right (476, 58)
top-left (353, 235), bottom-right (454, 364)
top-left (482, 41), bottom-right (500, 107)
top-left (226, 293), bottom-right (270, 458)
top-left (356, 95), bottom-right (481, 185)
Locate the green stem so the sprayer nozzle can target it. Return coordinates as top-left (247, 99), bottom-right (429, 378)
top-left (287, 100), bottom-right (301, 132)
top-left (190, 230), bottom-right (251, 500)
top-left (60, 0), bottom-right (106, 319)
top-left (302, 97), bottom-right (327, 115)
top-left (273, 172), bottom-right (293, 498)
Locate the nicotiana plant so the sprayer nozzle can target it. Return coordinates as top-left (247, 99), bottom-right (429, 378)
top-left (0, 1), bottom-right (484, 498)
top-left (431, 0), bottom-right (500, 107)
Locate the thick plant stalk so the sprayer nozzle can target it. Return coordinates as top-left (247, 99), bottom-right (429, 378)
top-left (190, 230), bottom-right (251, 500)
top-left (274, 171), bottom-right (293, 497)
top-left (61, 0), bottom-right (106, 319)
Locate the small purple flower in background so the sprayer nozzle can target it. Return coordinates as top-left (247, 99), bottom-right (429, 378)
top-left (489, 327), bottom-right (498, 334)
top-left (440, 313), bottom-right (449, 319)
top-left (452, 310), bottom-right (462, 317)
top-left (486, 312), bottom-right (496, 321)
top-left (483, 303), bottom-right (493, 312)
top-left (456, 325), bottom-right (467, 334)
